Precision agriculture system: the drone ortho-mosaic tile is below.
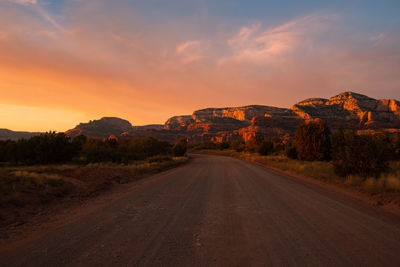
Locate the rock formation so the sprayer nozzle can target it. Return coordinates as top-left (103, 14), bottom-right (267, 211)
top-left (65, 117), bottom-right (133, 139)
top-left (291, 92), bottom-right (400, 129)
top-left (62, 92), bottom-right (400, 142)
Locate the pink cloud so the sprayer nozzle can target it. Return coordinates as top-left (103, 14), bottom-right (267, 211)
top-left (225, 14), bottom-right (338, 64)
top-left (8, 0), bottom-right (37, 4)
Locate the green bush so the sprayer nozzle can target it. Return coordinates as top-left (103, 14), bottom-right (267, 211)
top-left (331, 130), bottom-right (389, 177)
top-left (191, 141), bottom-right (217, 150)
top-left (147, 155), bottom-right (173, 163)
top-left (294, 120), bottom-right (331, 161)
top-left (257, 140), bottom-right (274, 155)
top-left (230, 140), bottom-right (245, 152)
top-left (0, 132), bottom-right (75, 165)
top-left (386, 135), bottom-right (400, 160)
top-left (172, 138), bottom-right (187, 157)
top-left (285, 144), bottom-right (298, 159)
top-left (0, 134), bottom-right (175, 165)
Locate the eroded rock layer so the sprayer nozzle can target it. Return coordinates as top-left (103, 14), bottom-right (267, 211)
top-left (65, 92), bottom-right (400, 142)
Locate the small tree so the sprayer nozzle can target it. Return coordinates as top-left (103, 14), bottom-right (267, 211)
top-left (285, 143), bottom-right (298, 159)
top-left (387, 135), bottom-right (400, 160)
top-left (172, 138), bottom-right (187, 157)
top-left (331, 130), bottom-right (389, 177)
top-left (246, 136), bottom-right (263, 153)
top-left (257, 139), bottom-right (274, 155)
top-left (294, 120), bottom-right (331, 161)
top-left (272, 137), bottom-right (285, 153)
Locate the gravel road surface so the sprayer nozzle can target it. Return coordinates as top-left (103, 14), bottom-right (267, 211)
top-left (1, 154), bottom-right (400, 266)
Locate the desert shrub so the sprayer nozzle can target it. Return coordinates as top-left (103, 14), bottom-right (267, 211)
top-left (0, 140), bottom-right (16, 162)
top-left (81, 138), bottom-right (112, 163)
top-left (217, 142), bottom-right (230, 150)
top-left (114, 137), bottom-right (172, 162)
top-left (331, 130), bottom-right (389, 177)
top-left (72, 135), bottom-right (87, 153)
top-left (0, 173), bottom-right (72, 206)
top-left (294, 120), bottom-right (331, 161)
top-left (272, 137), bottom-right (285, 153)
top-left (285, 143), bottom-right (298, 159)
top-left (257, 139), bottom-right (274, 155)
top-left (133, 137), bottom-right (171, 159)
top-left (191, 141), bottom-right (217, 150)
top-left (387, 135), bottom-right (400, 160)
top-left (172, 138), bottom-right (187, 157)
top-left (246, 136), bottom-right (264, 153)
top-left (230, 140), bottom-right (245, 152)
top-left (147, 155), bottom-right (173, 163)
top-left (0, 133), bottom-right (175, 165)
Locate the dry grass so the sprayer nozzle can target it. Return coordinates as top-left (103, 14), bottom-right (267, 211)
top-left (0, 156), bottom-right (187, 227)
top-left (0, 157), bottom-right (188, 208)
top-left (0, 169), bottom-right (72, 207)
top-left (196, 149), bottom-right (400, 196)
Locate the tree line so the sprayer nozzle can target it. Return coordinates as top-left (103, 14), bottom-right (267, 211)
top-left (0, 132), bottom-right (187, 165)
top-left (191, 120), bottom-right (400, 178)
top-left (291, 121), bottom-right (400, 177)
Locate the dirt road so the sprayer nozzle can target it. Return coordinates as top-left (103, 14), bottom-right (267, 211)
top-left (1, 154), bottom-right (400, 266)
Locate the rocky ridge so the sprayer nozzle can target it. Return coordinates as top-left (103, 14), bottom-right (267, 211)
top-left (65, 92), bottom-right (400, 142)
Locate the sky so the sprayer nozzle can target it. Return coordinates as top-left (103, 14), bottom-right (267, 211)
top-left (0, 0), bottom-right (400, 131)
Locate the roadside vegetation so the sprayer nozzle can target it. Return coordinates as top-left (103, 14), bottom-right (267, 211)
top-left (191, 120), bottom-right (400, 197)
top-left (0, 134), bottom-right (187, 226)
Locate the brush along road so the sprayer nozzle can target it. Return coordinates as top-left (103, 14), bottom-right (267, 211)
top-left (1, 154), bottom-right (400, 266)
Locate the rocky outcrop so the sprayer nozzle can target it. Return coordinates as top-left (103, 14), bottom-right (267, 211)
top-left (236, 113), bottom-right (303, 142)
top-left (164, 116), bottom-right (194, 130)
top-left (62, 91), bottom-right (400, 143)
top-left (191, 105), bottom-right (290, 122)
top-left (65, 117), bottom-right (133, 139)
top-left (291, 92), bottom-right (400, 129)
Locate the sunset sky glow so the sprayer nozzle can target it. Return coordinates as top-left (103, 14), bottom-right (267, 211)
top-left (1, 0), bottom-right (400, 131)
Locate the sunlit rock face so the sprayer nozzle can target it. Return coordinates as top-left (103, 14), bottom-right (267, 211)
top-left (191, 105), bottom-right (290, 122)
top-left (291, 92), bottom-right (400, 129)
top-left (164, 115), bottom-right (194, 130)
top-left (63, 92), bottom-right (400, 143)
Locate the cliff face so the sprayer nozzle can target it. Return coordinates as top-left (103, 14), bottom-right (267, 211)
top-left (164, 115), bottom-right (194, 130)
top-left (176, 92), bottom-right (400, 142)
top-left (63, 92), bottom-right (400, 143)
top-left (291, 92), bottom-right (400, 129)
top-left (191, 105), bottom-right (288, 122)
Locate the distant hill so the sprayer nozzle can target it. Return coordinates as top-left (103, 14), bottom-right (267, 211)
top-left (0, 129), bottom-right (41, 141)
top-left (65, 117), bottom-right (134, 139)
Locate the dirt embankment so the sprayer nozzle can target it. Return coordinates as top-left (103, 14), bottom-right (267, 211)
top-left (0, 158), bottom-right (188, 231)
